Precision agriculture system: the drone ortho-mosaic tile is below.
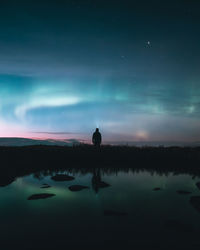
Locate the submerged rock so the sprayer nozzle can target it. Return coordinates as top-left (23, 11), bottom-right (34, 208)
top-left (28, 193), bottom-right (55, 200)
top-left (98, 181), bottom-right (110, 188)
top-left (196, 182), bottom-right (200, 190)
top-left (104, 210), bottom-right (127, 216)
top-left (41, 184), bottom-right (51, 189)
top-left (165, 219), bottom-right (194, 232)
top-left (153, 187), bottom-right (161, 191)
top-left (68, 185), bottom-right (89, 192)
top-left (92, 180), bottom-right (110, 193)
top-left (190, 196), bottom-right (200, 212)
top-left (177, 190), bottom-right (191, 195)
top-left (51, 174), bottom-right (75, 182)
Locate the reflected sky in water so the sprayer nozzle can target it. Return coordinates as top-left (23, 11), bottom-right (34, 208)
top-left (1, 170), bottom-right (200, 249)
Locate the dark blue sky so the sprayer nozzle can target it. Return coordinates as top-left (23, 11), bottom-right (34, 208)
top-left (0, 0), bottom-right (200, 143)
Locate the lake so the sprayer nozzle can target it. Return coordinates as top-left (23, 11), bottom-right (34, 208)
top-left (1, 168), bottom-right (200, 249)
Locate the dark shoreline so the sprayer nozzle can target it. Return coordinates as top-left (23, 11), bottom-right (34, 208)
top-left (0, 145), bottom-right (200, 187)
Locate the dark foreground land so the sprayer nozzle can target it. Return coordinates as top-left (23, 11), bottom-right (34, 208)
top-left (1, 145), bottom-right (200, 187)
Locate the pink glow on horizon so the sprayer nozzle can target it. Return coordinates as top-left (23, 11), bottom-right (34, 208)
top-left (0, 120), bottom-right (27, 138)
top-left (0, 120), bottom-right (66, 139)
top-left (0, 121), bottom-right (90, 143)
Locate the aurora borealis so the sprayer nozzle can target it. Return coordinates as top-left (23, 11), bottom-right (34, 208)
top-left (0, 0), bottom-right (200, 143)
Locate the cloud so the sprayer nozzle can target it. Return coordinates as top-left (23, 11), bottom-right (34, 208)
top-left (33, 131), bottom-right (82, 135)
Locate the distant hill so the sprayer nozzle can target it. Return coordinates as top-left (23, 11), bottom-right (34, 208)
top-left (0, 137), bottom-right (199, 147)
top-left (104, 141), bottom-right (200, 147)
top-left (0, 137), bottom-right (81, 146)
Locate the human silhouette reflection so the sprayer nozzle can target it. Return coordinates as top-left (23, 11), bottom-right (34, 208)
top-left (92, 168), bottom-right (110, 193)
top-left (92, 128), bottom-right (102, 147)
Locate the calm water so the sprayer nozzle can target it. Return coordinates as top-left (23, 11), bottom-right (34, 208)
top-left (1, 169), bottom-right (200, 249)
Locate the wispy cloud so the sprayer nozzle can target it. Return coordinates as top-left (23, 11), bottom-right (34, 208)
top-left (33, 131), bottom-right (82, 135)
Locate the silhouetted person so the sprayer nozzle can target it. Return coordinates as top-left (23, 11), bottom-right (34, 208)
top-left (92, 128), bottom-right (102, 147)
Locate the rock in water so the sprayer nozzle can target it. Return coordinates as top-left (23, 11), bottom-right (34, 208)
top-left (51, 174), bottom-right (75, 182)
top-left (98, 181), bottom-right (110, 188)
top-left (104, 210), bottom-right (127, 216)
top-left (190, 196), bottom-right (200, 212)
top-left (153, 187), bottom-right (161, 191)
top-left (41, 184), bottom-right (51, 189)
top-left (28, 193), bottom-right (55, 200)
top-left (177, 190), bottom-right (191, 195)
top-left (196, 182), bottom-right (200, 190)
top-left (68, 185), bottom-right (89, 192)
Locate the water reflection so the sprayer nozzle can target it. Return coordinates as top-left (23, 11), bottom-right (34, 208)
top-left (92, 168), bottom-right (110, 193)
top-left (1, 166), bottom-right (200, 249)
top-left (1, 158), bottom-right (200, 189)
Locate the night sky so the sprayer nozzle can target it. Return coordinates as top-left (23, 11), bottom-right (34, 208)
top-left (0, 0), bottom-right (200, 143)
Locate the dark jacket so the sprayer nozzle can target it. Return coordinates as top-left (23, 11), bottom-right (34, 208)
top-left (92, 131), bottom-right (102, 146)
